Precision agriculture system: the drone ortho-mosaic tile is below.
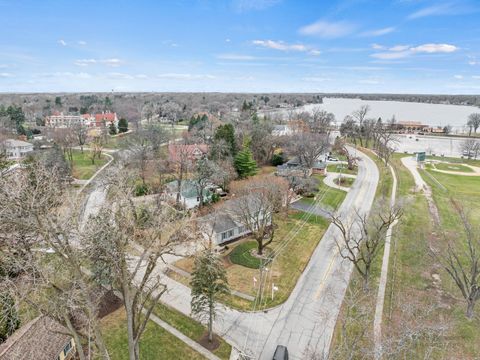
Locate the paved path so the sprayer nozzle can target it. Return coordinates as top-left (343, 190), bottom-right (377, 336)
top-left (373, 163), bottom-right (398, 359)
top-left (323, 172), bottom-right (356, 192)
top-left (290, 200), bottom-right (331, 219)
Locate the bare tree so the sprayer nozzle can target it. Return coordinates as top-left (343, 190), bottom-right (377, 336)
top-left (289, 132), bottom-right (329, 175)
top-left (229, 177), bottom-right (288, 255)
top-left (83, 169), bottom-right (195, 360)
top-left (331, 200), bottom-right (403, 290)
top-left (73, 124), bottom-right (88, 153)
top-left (309, 108), bottom-right (335, 135)
top-left (438, 203), bottom-right (480, 319)
top-left (460, 138), bottom-right (480, 159)
top-left (0, 161), bottom-right (110, 360)
top-left (467, 113), bottom-right (480, 135)
top-left (377, 130), bottom-right (398, 166)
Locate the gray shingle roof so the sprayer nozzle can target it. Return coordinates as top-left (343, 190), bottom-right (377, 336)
top-left (0, 316), bottom-right (72, 360)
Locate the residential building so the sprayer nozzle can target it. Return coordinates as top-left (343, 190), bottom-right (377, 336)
top-left (272, 124), bottom-right (294, 137)
top-left (0, 316), bottom-right (76, 360)
top-left (276, 157), bottom-right (312, 178)
top-left (197, 196), bottom-right (272, 246)
top-left (168, 143), bottom-right (209, 164)
top-left (3, 139), bottom-right (34, 160)
top-left (164, 179), bottom-right (212, 209)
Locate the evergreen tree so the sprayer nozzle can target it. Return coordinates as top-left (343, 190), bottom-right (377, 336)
top-left (109, 121), bottom-right (117, 135)
top-left (118, 118), bottom-right (129, 133)
top-left (234, 139), bottom-right (257, 178)
top-left (0, 292), bottom-right (20, 342)
top-left (190, 250), bottom-right (229, 343)
top-left (214, 124), bottom-right (236, 156)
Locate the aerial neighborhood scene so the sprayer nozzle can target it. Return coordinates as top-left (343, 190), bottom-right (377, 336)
top-left (1, 1), bottom-right (480, 359)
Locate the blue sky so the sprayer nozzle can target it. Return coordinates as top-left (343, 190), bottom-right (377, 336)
top-left (0, 0), bottom-right (479, 93)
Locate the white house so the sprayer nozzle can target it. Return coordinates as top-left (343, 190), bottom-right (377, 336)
top-left (272, 124), bottom-right (294, 137)
top-left (197, 196), bottom-right (272, 246)
top-left (3, 139), bottom-right (34, 160)
top-left (164, 180), bottom-right (212, 209)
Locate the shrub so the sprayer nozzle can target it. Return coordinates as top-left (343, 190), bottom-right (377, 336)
top-left (135, 183), bottom-right (150, 197)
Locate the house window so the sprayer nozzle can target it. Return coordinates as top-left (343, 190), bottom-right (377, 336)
top-left (64, 341), bottom-right (73, 356)
top-left (238, 226), bottom-right (247, 234)
top-left (227, 229), bottom-right (234, 238)
top-left (221, 232), bottom-right (228, 241)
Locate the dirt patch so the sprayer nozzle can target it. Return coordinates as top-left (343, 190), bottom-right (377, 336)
top-left (97, 290), bottom-right (123, 319)
top-left (197, 332), bottom-right (221, 351)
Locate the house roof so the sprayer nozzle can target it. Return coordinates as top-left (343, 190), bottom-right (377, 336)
top-left (165, 180), bottom-right (211, 199)
top-left (95, 112), bottom-right (117, 122)
top-left (0, 316), bottom-right (72, 360)
top-left (168, 143), bottom-right (209, 163)
top-left (199, 213), bottom-right (238, 234)
top-left (313, 161), bottom-right (326, 170)
top-left (4, 139), bottom-right (33, 147)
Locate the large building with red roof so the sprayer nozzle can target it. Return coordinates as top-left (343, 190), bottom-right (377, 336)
top-left (45, 111), bottom-right (118, 128)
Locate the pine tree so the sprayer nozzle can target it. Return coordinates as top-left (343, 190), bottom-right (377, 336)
top-left (234, 139), bottom-right (257, 178)
top-left (0, 292), bottom-right (20, 342)
top-left (108, 121), bottom-right (117, 135)
top-left (118, 118), bottom-right (129, 133)
top-left (190, 250), bottom-right (229, 342)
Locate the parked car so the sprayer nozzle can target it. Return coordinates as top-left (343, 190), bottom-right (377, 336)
top-left (328, 156), bottom-right (338, 162)
top-left (273, 345), bottom-right (289, 360)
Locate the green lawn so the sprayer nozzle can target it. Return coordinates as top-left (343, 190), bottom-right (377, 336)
top-left (229, 241), bottom-right (262, 269)
top-left (433, 162), bottom-right (474, 173)
top-left (152, 302), bottom-right (232, 360)
top-left (300, 175), bottom-right (347, 211)
top-left (69, 150), bottom-right (109, 180)
top-left (102, 309), bottom-right (206, 360)
top-left (327, 163), bottom-right (358, 175)
top-left (333, 176), bottom-right (355, 187)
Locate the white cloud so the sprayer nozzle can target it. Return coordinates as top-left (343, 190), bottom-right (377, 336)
top-left (39, 72), bottom-right (92, 79)
top-left (58, 39), bottom-right (67, 46)
top-left (454, 75), bottom-right (464, 79)
top-left (232, 0), bottom-right (281, 12)
top-left (107, 73), bottom-right (148, 80)
top-left (371, 43), bottom-right (458, 60)
top-left (359, 27), bottom-right (395, 37)
top-left (157, 73), bottom-right (216, 80)
top-left (371, 43), bottom-right (385, 50)
top-left (217, 54), bottom-right (256, 60)
top-left (299, 20), bottom-right (356, 38)
top-left (302, 76), bottom-right (332, 82)
top-left (358, 79), bottom-right (381, 85)
top-left (252, 40), bottom-right (319, 55)
top-left (389, 45), bottom-right (410, 52)
top-left (74, 58), bottom-right (123, 67)
top-left (225, 38), bottom-right (231, 43)
top-left (0, 73), bottom-right (13, 78)
top-left (469, 61), bottom-right (478, 66)
top-left (78, 40), bottom-right (87, 46)
top-left (407, 2), bottom-right (472, 19)
top-left (410, 43), bottom-right (458, 53)
top-left (473, 75), bottom-right (480, 80)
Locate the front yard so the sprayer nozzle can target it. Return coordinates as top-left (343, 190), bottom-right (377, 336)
top-left (102, 309), bottom-right (206, 360)
top-left (173, 210), bottom-right (329, 310)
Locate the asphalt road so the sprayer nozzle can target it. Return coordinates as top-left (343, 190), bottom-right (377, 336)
top-left (80, 145), bottom-right (379, 360)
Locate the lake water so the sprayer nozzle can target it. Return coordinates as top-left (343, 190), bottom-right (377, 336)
top-left (272, 97), bottom-right (479, 132)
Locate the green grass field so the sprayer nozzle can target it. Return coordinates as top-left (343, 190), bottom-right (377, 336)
top-left (327, 163), bottom-right (358, 175)
top-left (102, 309), bottom-right (206, 360)
top-left (433, 162), bottom-right (474, 173)
top-left (152, 302), bottom-right (231, 359)
top-left (69, 150), bottom-right (109, 180)
top-left (300, 175), bottom-right (347, 210)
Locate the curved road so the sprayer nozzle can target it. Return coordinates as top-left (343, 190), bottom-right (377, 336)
top-left (81, 146), bottom-right (379, 360)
